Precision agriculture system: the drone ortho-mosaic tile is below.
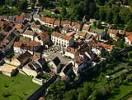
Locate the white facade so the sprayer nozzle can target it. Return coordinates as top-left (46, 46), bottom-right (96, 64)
top-left (32, 77), bottom-right (46, 85)
top-left (109, 33), bottom-right (117, 41)
top-left (14, 47), bottom-right (34, 55)
top-left (92, 48), bottom-right (101, 56)
top-left (51, 35), bottom-right (69, 47)
top-left (125, 37), bottom-right (132, 46)
top-left (0, 71), bottom-right (12, 77)
top-left (48, 61), bottom-right (57, 73)
top-left (20, 34), bottom-right (43, 45)
top-left (34, 18), bottom-right (54, 28)
top-left (64, 51), bottom-right (74, 59)
top-left (22, 67), bottom-right (37, 77)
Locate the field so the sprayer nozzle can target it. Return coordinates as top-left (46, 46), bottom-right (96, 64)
top-left (0, 74), bottom-right (39, 100)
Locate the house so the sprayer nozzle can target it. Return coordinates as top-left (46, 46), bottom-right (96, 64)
top-left (40, 16), bottom-right (55, 28)
top-left (96, 42), bottom-right (113, 52)
top-left (125, 32), bottom-right (132, 46)
top-left (0, 64), bottom-right (18, 77)
top-left (15, 15), bottom-right (24, 24)
top-left (107, 29), bottom-right (124, 41)
top-left (17, 51), bottom-right (32, 67)
top-left (51, 32), bottom-right (73, 48)
top-left (82, 24), bottom-right (91, 32)
top-left (75, 31), bottom-right (87, 39)
top-left (32, 77), bottom-right (46, 85)
top-left (60, 62), bottom-right (76, 81)
top-left (4, 57), bottom-right (21, 67)
top-left (64, 46), bottom-right (77, 59)
top-left (48, 57), bottom-right (61, 73)
top-left (14, 38), bottom-right (41, 54)
top-left (15, 23), bottom-right (22, 30)
top-left (22, 64), bottom-right (38, 77)
top-left (22, 57), bottom-right (47, 77)
top-left (0, 56), bottom-right (21, 77)
top-left (21, 29), bottom-right (50, 45)
top-left (72, 22), bottom-right (81, 32)
top-left (61, 25), bottom-right (73, 34)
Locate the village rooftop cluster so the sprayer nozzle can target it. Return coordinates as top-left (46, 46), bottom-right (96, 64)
top-left (0, 11), bottom-right (132, 86)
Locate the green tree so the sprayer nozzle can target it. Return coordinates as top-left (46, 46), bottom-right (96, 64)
top-left (96, 0), bottom-right (108, 5)
top-left (19, 0), bottom-right (28, 12)
top-left (64, 89), bottom-right (78, 100)
top-left (106, 10), bottom-right (113, 24)
top-left (46, 80), bottom-right (65, 100)
top-left (95, 87), bottom-right (110, 100)
top-left (113, 14), bottom-right (122, 25)
top-left (99, 7), bottom-right (107, 21)
top-left (125, 20), bottom-right (132, 32)
top-left (78, 82), bottom-right (93, 100)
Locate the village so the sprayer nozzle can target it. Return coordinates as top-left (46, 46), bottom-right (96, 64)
top-left (0, 10), bottom-right (132, 99)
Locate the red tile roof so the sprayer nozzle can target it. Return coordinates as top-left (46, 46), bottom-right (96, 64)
top-left (126, 32), bottom-right (132, 42)
top-left (14, 40), bottom-right (41, 48)
top-left (107, 29), bottom-right (119, 35)
top-left (41, 17), bottom-right (54, 24)
top-left (36, 32), bottom-right (49, 42)
top-left (52, 32), bottom-right (73, 41)
top-left (66, 46), bottom-right (77, 54)
top-left (15, 15), bottom-right (24, 21)
top-left (15, 24), bottom-right (22, 30)
top-left (96, 42), bottom-right (113, 51)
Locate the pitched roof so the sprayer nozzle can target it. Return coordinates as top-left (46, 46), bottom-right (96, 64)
top-left (17, 51), bottom-right (32, 65)
top-left (66, 46), bottom-right (77, 54)
top-left (36, 32), bottom-right (49, 42)
top-left (15, 15), bottom-right (24, 21)
top-left (96, 42), bottom-right (113, 51)
top-left (41, 17), bottom-right (54, 24)
top-left (82, 24), bottom-right (91, 31)
top-left (52, 57), bottom-right (61, 66)
top-left (126, 32), bottom-right (132, 42)
top-left (0, 64), bottom-right (16, 73)
top-left (15, 24), bottom-right (22, 30)
top-left (14, 40), bottom-right (41, 48)
top-left (52, 32), bottom-right (73, 41)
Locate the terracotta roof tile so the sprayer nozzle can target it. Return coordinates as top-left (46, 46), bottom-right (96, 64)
top-left (52, 32), bottom-right (73, 41)
top-left (96, 42), bottom-right (113, 51)
top-left (126, 32), bottom-right (132, 42)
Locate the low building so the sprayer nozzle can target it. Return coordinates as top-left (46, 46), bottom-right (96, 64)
top-left (32, 77), bottom-right (46, 85)
top-left (107, 29), bottom-right (124, 41)
top-left (22, 65), bottom-right (38, 77)
top-left (15, 15), bottom-right (24, 24)
top-left (96, 42), bottom-right (113, 52)
top-left (17, 51), bottom-right (32, 67)
top-left (60, 62), bottom-right (76, 80)
top-left (4, 57), bottom-right (21, 67)
top-left (22, 57), bottom-right (47, 77)
top-left (48, 57), bottom-right (61, 73)
top-left (0, 64), bottom-right (18, 77)
top-left (75, 31), bottom-right (87, 39)
top-left (51, 32), bottom-right (73, 48)
top-left (14, 38), bottom-right (41, 55)
top-left (125, 32), bottom-right (132, 46)
top-left (64, 46), bottom-right (77, 59)
top-left (21, 29), bottom-right (50, 45)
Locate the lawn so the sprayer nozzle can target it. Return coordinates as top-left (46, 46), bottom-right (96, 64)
top-left (0, 74), bottom-right (39, 100)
